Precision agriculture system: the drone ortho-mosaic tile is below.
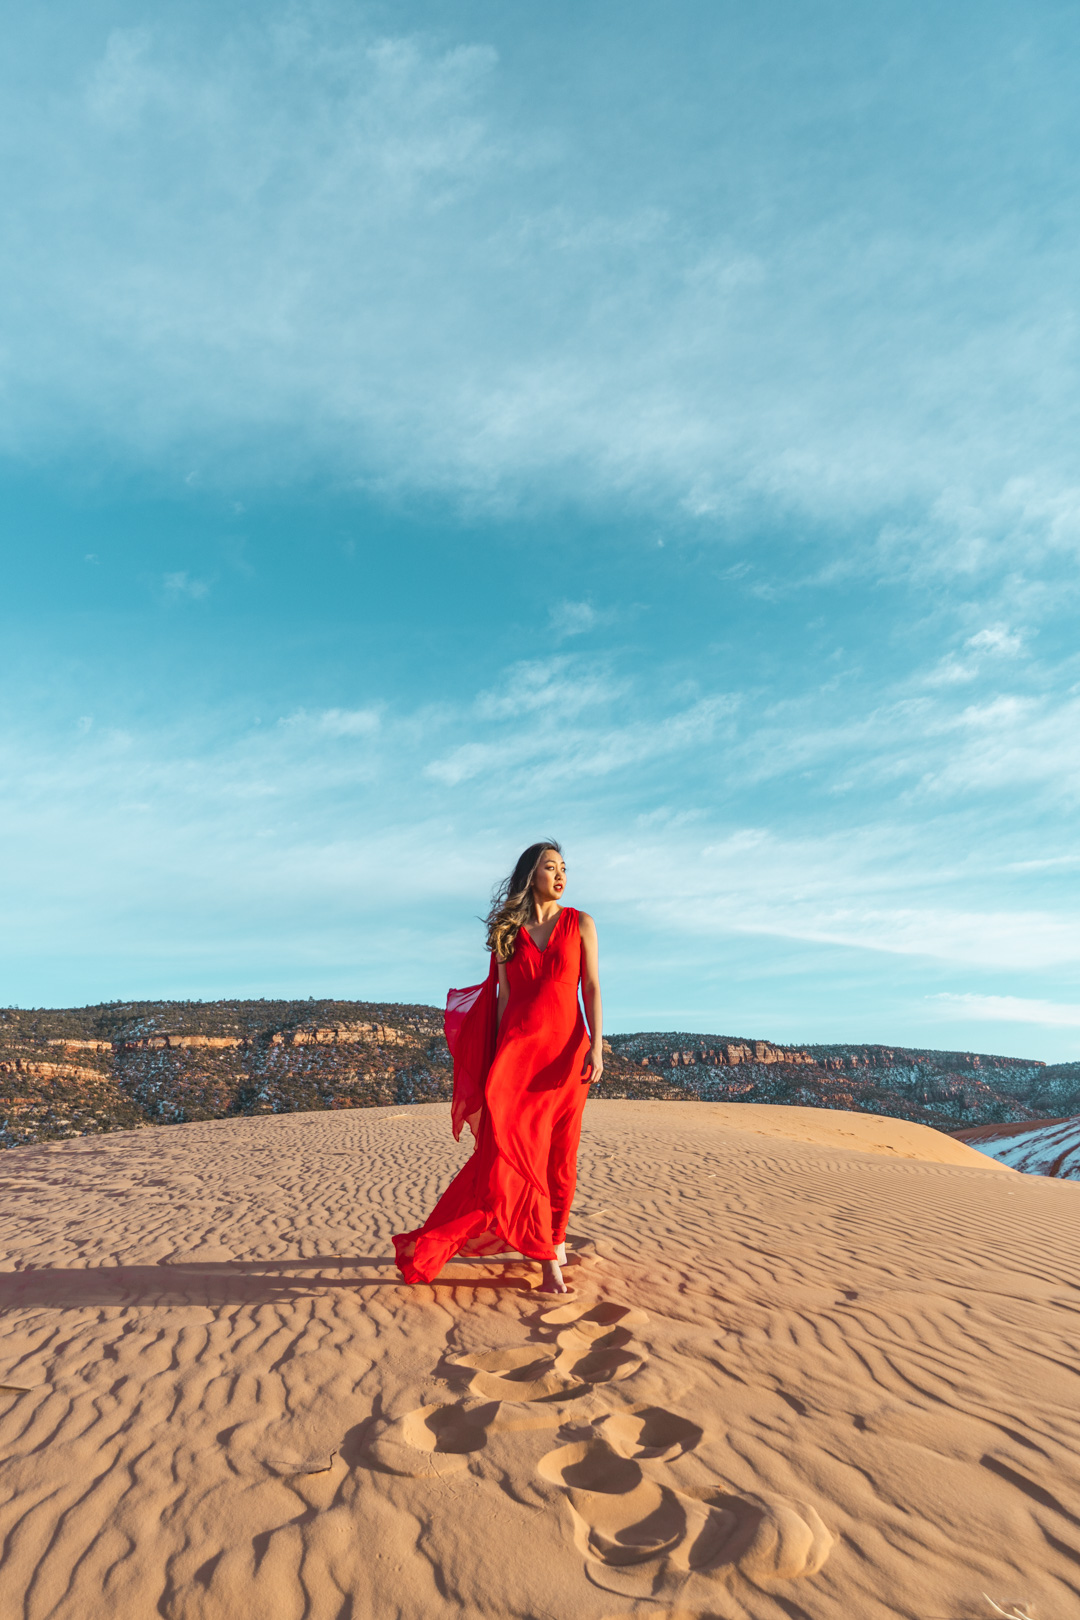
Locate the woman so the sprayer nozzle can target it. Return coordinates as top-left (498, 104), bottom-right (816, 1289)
top-left (393, 841), bottom-right (603, 1295)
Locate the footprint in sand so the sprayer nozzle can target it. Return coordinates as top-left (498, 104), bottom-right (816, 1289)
top-left (362, 1296), bottom-right (654, 1477)
top-left (545, 1301), bottom-right (650, 1387)
top-left (449, 1300), bottom-right (650, 1402)
top-left (595, 1404), bottom-right (702, 1462)
top-left (540, 1301), bottom-right (650, 1335)
top-left (449, 1344), bottom-right (586, 1402)
top-left (530, 1300), bottom-right (832, 1594)
top-left (360, 1291), bottom-right (833, 1599)
top-left (538, 1428), bottom-right (833, 1597)
top-left (539, 1437), bottom-right (697, 1567)
top-left (364, 1400), bottom-right (498, 1477)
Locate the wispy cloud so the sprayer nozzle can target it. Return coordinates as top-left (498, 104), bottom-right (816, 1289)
top-left (280, 708), bottom-right (381, 738)
top-left (966, 627), bottom-right (1024, 657)
top-left (619, 825), bottom-right (1080, 973)
top-left (5, 3), bottom-right (1080, 1060)
top-left (919, 694), bottom-right (1080, 801)
top-left (2, 645), bottom-right (1076, 986)
top-left (163, 571), bottom-right (209, 600)
top-left (427, 687), bottom-right (730, 786)
top-left (473, 659), bottom-right (624, 721)
top-left (930, 994), bottom-right (1080, 1030)
top-left (1, 4), bottom-right (1079, 580)
top-left (549, 600), bottom-right (616, 639)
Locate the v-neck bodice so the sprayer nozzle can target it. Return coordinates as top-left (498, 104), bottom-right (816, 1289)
top-left (507, 906), bottom-right (581, 999)
top-left (522, 907), bottom-right (565, 956)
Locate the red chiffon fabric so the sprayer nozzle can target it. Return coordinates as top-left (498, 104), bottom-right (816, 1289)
top-left (444, 955), bottom-right (499, 1143)
top-left (393, 907), bottom-right (591, 1282)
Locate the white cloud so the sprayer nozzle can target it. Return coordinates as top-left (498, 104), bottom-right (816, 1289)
top-left (624, 827), bottom-right (1080, 972)
top-left (966, 626), bottom-right (1023, 656)
top-left (920, 694), bottom-right (1080, 800)
top-left (922, 626), bottom-right (1027, 685)
top-left (425, 692), bottom-right (731, 787)
top-left (423, 741), bottom-right (497, 788)
top-left (720, 662), bottom-right (1080, 813)
top-left (1007, 854), bottom-right (1080, 873)
top-left (473, 659), bottom-right (623, 721)
top-left (550, 600), bottom-right (598, 637)
top-left (0, 5), bottom-right (1078, 578)
top-left (163, 571), bottom-right (209, 600)
top-left (7, 641), bottom-right (1080, 1036)
top-left (930, 994), bottom-right (1080, 1029)
top-left (281, 707), bottom-right (382, 738)
top-left (85, 27), bottom-right (158, 130)
top-left (923, 656), bottom-right (980, 688)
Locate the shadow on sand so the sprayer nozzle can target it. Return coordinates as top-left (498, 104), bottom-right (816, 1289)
top-left (0, 1255), bottom-right (540, 1309)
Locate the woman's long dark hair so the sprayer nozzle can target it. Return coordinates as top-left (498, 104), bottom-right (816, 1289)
top-left (485, 840), bottom-right (563, 962)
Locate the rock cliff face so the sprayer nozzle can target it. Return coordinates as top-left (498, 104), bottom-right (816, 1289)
top-left (602, 1033), bottom-right (1059, 1130)
top-left (1, 1058), bottom-right (107, 1083)
top-left (617, 1033), bottom-right (1043, 1079)
top-left (45, 1038), bottom-right (113, 1051)
top-left (0, 998), bottom-right (1071, 1149)
top-left (663, 1040), bottom-right (814, 1067)
top-left (0, 999), bottom-right (446, 1147)
top-left (107, 1023), bottom-right (414, 1051)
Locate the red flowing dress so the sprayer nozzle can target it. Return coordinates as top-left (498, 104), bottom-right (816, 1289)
top-left (393, 907), bottom-right (592, 1283)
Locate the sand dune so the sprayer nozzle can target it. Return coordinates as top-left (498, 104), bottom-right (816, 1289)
top-left (1, 1099), bottom-right (1076, 1619)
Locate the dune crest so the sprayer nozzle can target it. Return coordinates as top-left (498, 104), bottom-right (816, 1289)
top-left (660, 1099), bottom-right (1016, 1168)
top-left (0, 1100), bottom-right (1075, 1618)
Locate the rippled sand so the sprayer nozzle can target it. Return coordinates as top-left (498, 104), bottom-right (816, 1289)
top-left (1, 1100), bottom-right (1076, 1619)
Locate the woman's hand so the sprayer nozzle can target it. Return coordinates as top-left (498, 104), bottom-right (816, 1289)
top-left (585, 1042), bottom-right (604, 1084)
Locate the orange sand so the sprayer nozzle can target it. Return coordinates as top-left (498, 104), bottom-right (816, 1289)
top-left (1, 1099), bottom-right (1076, 1620)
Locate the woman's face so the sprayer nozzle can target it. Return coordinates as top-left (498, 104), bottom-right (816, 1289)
top-left (532, 850), bottom-right (566, 905)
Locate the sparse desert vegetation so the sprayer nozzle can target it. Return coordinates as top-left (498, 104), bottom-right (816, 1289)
top-left (3, 998), bottom-right (1075, 1149)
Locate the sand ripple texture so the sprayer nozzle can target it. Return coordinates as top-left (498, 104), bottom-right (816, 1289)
top-left (0, 1099), bottom-right (1077, 1620)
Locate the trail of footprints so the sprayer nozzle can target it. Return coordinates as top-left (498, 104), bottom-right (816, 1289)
top-left (363, 1296), bottom-right (833, 1601)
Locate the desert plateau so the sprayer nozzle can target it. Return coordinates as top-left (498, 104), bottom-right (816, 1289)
top-left (6, 998), bottom-right (1080, 1151)
top-left (2, 1098), bottom-right (1077, 1619)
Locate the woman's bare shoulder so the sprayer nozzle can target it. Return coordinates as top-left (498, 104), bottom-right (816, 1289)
top-left (576, 910), bottom-right (597, 933)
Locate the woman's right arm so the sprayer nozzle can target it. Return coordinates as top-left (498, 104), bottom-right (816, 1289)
top-left (496, 959), bottom-right (510, 1028)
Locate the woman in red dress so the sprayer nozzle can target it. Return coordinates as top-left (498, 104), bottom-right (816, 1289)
top-left (393, 841), bottom-right (603, 1295)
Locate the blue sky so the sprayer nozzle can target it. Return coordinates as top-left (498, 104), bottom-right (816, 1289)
top-left (4, 0), bottom-right (1080, 1058)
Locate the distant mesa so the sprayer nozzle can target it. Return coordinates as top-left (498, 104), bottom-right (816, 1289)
top-left (2, 999), bottom-right (1078, 1169)
top-left (270, 1023), bottom-right (407, 1048)
top-left (653, 1037), bottom-right (1036, 1074)
top-left (116, 1034), bottom-right (246, 1050)
top-left (1, 1057), bottom-right (109, 1084)
top-left (46, 1022), bottom-right (412, 1052)
top-left (666, 1040), bottom-right (813, 1067)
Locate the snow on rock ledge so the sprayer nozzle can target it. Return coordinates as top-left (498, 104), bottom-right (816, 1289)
top-left (954, 1116), bottom-right (1080, 1178)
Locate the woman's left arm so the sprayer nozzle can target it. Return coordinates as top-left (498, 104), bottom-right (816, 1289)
top-left (578, 912), bottom-right (603, 1083)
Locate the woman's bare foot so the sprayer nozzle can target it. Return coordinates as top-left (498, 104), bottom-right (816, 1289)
top-left (540, 1258), bottom-right (569, 1294)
